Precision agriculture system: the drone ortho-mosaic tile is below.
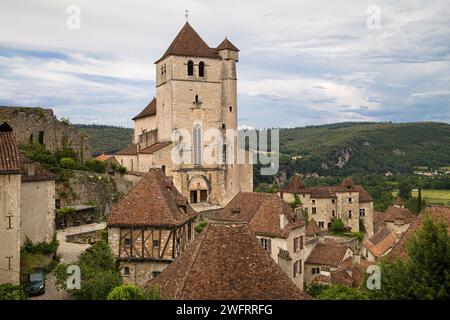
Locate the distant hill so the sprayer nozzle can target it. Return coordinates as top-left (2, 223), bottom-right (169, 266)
top-left (74, 124), bottom-right (133, 156)
top-left (278, 122), bottom-right (450, 176)
top-left (75, 122), bottom-right (450, 175)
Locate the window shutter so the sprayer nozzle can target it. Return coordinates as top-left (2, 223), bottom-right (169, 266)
top-left (268, 239), bottom-right (272, 254)
top-left (293, 237), bottom-right (298, 252)
top-left (299, 259), bottom-right (302, 274)
top-left (300, 236), bottom-right (304, 250)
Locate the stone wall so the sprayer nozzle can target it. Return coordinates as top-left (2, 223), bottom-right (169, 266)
top-left (21, 180), bottom-right (55, 243)
top-left (0, 107), bottom-right (91, 159)
top-left (0, 174), bottom-right (21, 285)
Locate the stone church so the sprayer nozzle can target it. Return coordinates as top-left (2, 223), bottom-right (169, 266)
top-left (115, 22), bottom-right (253, 211)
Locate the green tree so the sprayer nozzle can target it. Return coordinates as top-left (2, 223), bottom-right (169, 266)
top-left (398, 181), bottom-right (413, 200)
top-left (55, 240), bottom-right (122, 300)
top-left (317, 285), bottom-right (370, 300)
top-left (330, 218), bottom-right (346, 234)
top-left (0, 284), bottom-right (27, 300)
top-left (417, 186), bottom-right (423, 213)
top-left (376, 215), bottom-right (450, 299)
top-left (59, 157), bottom-right (78, 169)
top-left (107, 284), bottom-right (146, 300)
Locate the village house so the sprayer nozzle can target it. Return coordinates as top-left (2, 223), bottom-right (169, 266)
top-left (147, 222), bottom-right (312, 300)
top-left (304, 241), bottom-right (354, 286)
top-left (108, 168), bottom-right (198, 287)
top-left (279, 176), bottom-right (374, 236)
top-left (212, 192), bottom-right (306, 290)
top-left (114, 22), bottom-right (253, 212)
top-left (0, 124), bottom-right (21, 285)
top-left (362, 227), bottom-right (397, 261)
top-left (375, 197), bottom-right (417, 238)
top-left (20, 156), bottom-right (57, 243)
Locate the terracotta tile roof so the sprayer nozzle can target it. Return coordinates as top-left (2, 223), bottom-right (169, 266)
top-left (216, 37), bottom-right (239, 52)
top-left (306, 219), bottom-right (321, 237)
top-left (20, 156), bottom-right (57, 182)
top-left (213, 192), bottom-right (305, 238)
top-left (148, 223), bottom-right (313, 300)
top-left (108, 168), bottom-right (197, 228)
top-left (115, 143), bottom-right (138, 156)
top-left (388, 205), bottom-right (450, 259)
top-left (95, 153), bottom-right (113, 161)
top-left (132, 98), bottom-right (157, 121)
top-left (140, 141), bottom-right (171, 154)
top-left (156, 22), bottom-right (220, 63)
top-left (0, 132), bottom-right (20, 174)
top-left (281, 177), bottom-right (372, 202)
top-left (383, 205), bottom-right (417, 224)
top-left (363, 227), bottom-right (396, 258)
top-left (306, 242), bottom-right (351, 267)
top-left (394, 197), bottom-right (405, 206)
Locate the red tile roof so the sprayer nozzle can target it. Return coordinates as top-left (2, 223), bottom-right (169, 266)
top-left (383, 205), bottom-right (417, 224)
top-left (132, 98), bottom-right (157, 121)
top-left (363, 227), bottom-right (396, 258)
top-left (148, 223), bottom-right (313, 300)
top-left (140, 141), bottom-right (171, 155)
top-left (0, 132), bottom-right (20, 174)
top-left (306, 242), bottom-right (351, 267)
top-left (216, 37), bottom-right (239, 52)
top-left (156, 22), bottom-right (220, 63)
top-left (282, 176), bottom-right (306, 193)
top-left (115, 144), bottom-right (138, 156)
top-left (95, 153), bottom-right (113, 161)
top-left (306, 219), bottom-right (321, 237)
top-left (388, 205), bottom-right (450, 259)
top-left (108, 168), bottom-right (197, 228)
top-left (213, 192), bottom-right (305, 238)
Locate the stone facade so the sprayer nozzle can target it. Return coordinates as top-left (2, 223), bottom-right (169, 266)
top-left (0, 174), bottom-right (21, 285)
top-left (0, 107), bottom-right (91, 159)
top-left (115, 23), bottom-right (253, 210)
top-left (21, 180), bottom-right (55, 243)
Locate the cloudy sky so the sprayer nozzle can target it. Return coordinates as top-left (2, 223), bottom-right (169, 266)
top-left (0, 0), bottom-right (449, 128)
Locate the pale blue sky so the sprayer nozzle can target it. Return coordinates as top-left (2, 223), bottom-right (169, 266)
top-left (0, 0), bottom-right (449, 128)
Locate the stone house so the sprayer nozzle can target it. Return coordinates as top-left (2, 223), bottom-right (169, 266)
top-left (304, 242), bottom-right (354, 286)
top-left (375, 198), bottom-right (417, 239)
top-left (148, 222), bottom-right (313, 300)
top-left (362, 227), bottom-right (397, 261)
top-left (108, 168), bottom-right (198, 287)
top-left (279, 176), bottom-right (374, 236)
top-left (20, 156), bottom-right (57, 243)
top-left (0, 126), bottom-right (21, 285)
top-left (114, 22), bottom-right (253, 212)
top-left (212, 192), bottom-right (306, 290)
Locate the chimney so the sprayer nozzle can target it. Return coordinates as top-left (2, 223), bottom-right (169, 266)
top-left (279, 212), bottom-right (288, 230)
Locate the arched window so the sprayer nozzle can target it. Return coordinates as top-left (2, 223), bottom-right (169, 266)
top-left (187, 60), bottom-right (194, 76)
top-left (193, 124), bottom-right (201, 165)
top-left (198, 61), bottom-right (205, 77)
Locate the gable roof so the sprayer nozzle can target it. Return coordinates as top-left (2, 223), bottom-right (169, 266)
top-left (213, 192), bottom-right (305, 238)
top-left (282, 175), bottom-right (306, 193)
top-left (305, 242), bottom-right (351, 267)
top-left (20, 156), bottom-right (57, 182)
top-left (115, 144), bottom-right (138, 156)
top-left (108, 168), bottom-right (197, 228)
top-left (363, 227), bottom-right (397, 258)
top-left (388, 205), bottom-right (450, 259)
top-left (156, 22), bottom-right (220, 63)
top-left (148, 223), bottom-right (313, 300)
top-left (132, 98), bottom-right (157, 121)
top-left (0, 132), bottom-right (20, 174)
top-left (140, 141), bottom-right (171, 155)
top-left (95, 153), bottom-right (114, 161)
top-left (383, 205), bottom-right (417, 224)
top-left (216, 37), bottom-right (239, 52)
top-left (306, 219), bottom-right (321, 237)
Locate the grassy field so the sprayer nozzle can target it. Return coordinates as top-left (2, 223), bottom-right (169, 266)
top-left (413, 189), bottom-right (450, 205)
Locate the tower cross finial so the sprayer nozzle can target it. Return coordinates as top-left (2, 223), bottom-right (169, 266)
top-left (185, 10), bottom-right (189, 22)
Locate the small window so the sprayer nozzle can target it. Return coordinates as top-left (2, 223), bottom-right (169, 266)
top-left (359, 208), bottom-right (366, 217)
top-left (318, 221), bottom-right (324, 228)
top-left (260, 238), bottom-right (271, 254)
top-left (232, 209), bottom-right (240, 216)
top-left (312, 207), bottom-right (317, 214)
top-left (222, 124), bottom-right (226, 129)
top-left (190, 190), bottom-right (198, 203)
top-left (294, 260), bottom-right (302, 277)
top-left (332, 210), bottom-right (335, 217)
top-left (153, 240), bottom-right (160, 248)
top-left (348, 197), bottom-right (353, 203)
top-left (349, 210), bottom-right (352, 219)
top-left (123, 267), bottom-right (130, 275)
top-left (332, 199), bottom-right (335, 204)
top-left (151, 271), bottom-right (161, 279)
top-left (200, 190), bottom-right (208, 202)
top-left (124, 238), bottom-right (131, 247)
top-left (312, 199), bottom-right (316, 205)
top-left (229, 106), bottom-right (233, 112)
top-left (38, 131), bottom-right (44, 145)
top-left (199, 61), bottom-right (205, 77)
top-left (195, 95), bottom-right (199, 103)
top-left (187, 60), bottom-right (194, 76)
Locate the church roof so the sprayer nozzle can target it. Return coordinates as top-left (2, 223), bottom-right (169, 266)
top-left (0, 131), bottom-right (21, 174)
top-left (216, 37), bottom-right (239, 52)
top-left (147, 223), bottom-right (313, 300)
top-left (108, 168), bottom-right (197, 228)
top-left (156, 22), bottom-right (220, 63)
top-left (213, 192), bottom-right (305, 239)
top-left (132, 98), bottom-right (157, 121)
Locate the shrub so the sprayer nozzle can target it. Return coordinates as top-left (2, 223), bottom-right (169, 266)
top-left (59, 157), bottom-right (78, 169)
top-left (0, 284), bottom-right (26, 300)
top-left (84, 159), bottom-right (107, 173)
top-left (195, 221), bottom-right (208, 233)
top-left (107, 284), bottom-right (146, 300)
top-left (329, 218), bottom-right (346, 234)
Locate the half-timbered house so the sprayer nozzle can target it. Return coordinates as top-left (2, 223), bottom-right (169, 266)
top-left (108, 168), bottom-right (198, 286)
